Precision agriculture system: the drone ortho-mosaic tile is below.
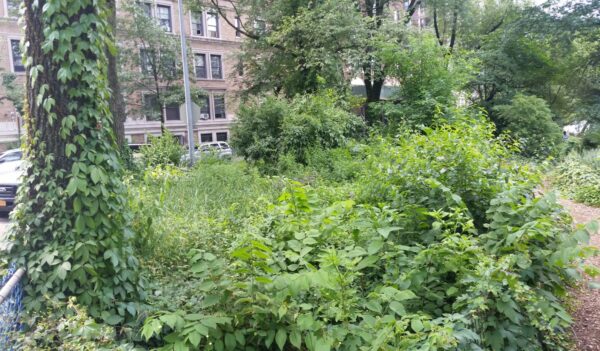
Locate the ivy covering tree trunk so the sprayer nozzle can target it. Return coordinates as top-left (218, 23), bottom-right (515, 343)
top-left (6, 0), bottom-right (145, 323)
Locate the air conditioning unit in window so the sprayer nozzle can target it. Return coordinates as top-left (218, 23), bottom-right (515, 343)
top-left (199, 113), bottom-right (210, 120)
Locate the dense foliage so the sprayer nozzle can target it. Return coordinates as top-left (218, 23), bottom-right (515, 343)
top-left (373, 32), bottom-right (474, 127)
top-left (553, 149), bottom-right (600, 207)
top-left (129, 117), bottom-right (595, 351)
top-left (140, 130), bottom-right (185, 167)
top-left (494, 94), bottom-right (563, 158)
top-left (3, 0), bottom-right (145, 325)
top-left (231, 92), bottom-right (364, 169)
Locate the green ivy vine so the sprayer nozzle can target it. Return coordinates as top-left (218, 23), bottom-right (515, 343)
top-left (3, 0), bottom-right (145, 325)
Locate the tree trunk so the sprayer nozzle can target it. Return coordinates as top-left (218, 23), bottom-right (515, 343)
top-left (107, 0), bottom-right (126, 146)
top-left (14, 0), bottom-right (143, 319)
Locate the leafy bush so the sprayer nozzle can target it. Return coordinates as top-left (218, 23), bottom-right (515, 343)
top-left (553, 152), bottom-right (600, 206)
top-left (140, 130), bottom-right (184, 167)
top-left (494, 94), bottom-right (563, 158)
top-left (373, 32), bottom-right (474, 127)
top-left (231, 91), bottom-right (364, 170)
top-left (582, 127), bottom-right (600, 150)
top-left (15, 298), bottom-right (137, 351)
top-left (138, 117), bottom-right (595, 351)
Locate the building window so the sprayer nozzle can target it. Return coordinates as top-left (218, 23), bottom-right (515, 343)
top-left (174, 135), bottom-right (184, 144)
top-left (200, 133), bottom-right (213, 142)
top-left (156, 5), bottom-right (172, 32)
top-left (393, 10), bottom-right (400, 22)
top-left (237, 61), bottom-right (244, 76)
top-left (214, 94), bottom-right (226, 119)
top-left (191, 12), bottom-right (204, 36)
top-left (142, 93), bottom-right (161, 121)
top-left (6, 0), bottom-right (19, 17)
top-left (138, 2), bottom-right (152, 17)
top-left (140, 48), bottom-right (154, 75)
top-left (235, 16), bottom-right (242, 37)
top-left (206, 12), bottom-right (219, 38)
top-left (253, 19), bottom-right (266, 34)
top-left (199, 96), bottom-right (210, 119)
top-left (194, 53), bottom-right (207, 79)
top-left (210, 55), bottom-right (222, 79)
top-left (216, 132), bottom-right (228, 142)
top-left (10, 39), bottom-right (24, 73)
top-left (165, 104), bottom-right (180, 120)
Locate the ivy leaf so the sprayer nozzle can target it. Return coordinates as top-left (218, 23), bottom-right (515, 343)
top-left (104, 314), bottom-right (124, 326)
top-left (65, 178), bottom-right (78, 196)
top-left (57, 261), bottom-right (71, 280)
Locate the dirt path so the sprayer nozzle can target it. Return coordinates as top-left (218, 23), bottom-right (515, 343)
top-left (559, 198), bottom-right (600, 351)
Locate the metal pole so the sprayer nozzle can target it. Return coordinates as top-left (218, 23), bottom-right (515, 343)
top-left (178, 0), bottom-right (195, 166)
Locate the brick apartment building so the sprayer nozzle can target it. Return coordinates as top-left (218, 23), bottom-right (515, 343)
top-left (0, 0), bottom-right (244, 149)
top-left (0, 0), bottom-right (425, 151)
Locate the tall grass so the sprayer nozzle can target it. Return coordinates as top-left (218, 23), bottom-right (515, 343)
top-left (129, 160), bottom-right (282, 272)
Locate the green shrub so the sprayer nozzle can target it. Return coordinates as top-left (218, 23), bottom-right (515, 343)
top-left (140, 130), bottom-right (184, 167)
top-left (15, 298), bottom-right (136, 351)
top-left (494, 94), bottom-right (563, 158)
top-left (373, 32), bottom-right (474, 127)
top-left (553, 152), bottom-right (600, 206)
top-left (138, 116), bottom-right (595, 351)
top-left (582, 127), bottom-right (600, 150)
top-left (231, 91), bottom-right (364, 170)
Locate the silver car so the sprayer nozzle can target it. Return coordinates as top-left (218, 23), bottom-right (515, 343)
top-left (0, 160), bottom-right (24, 213)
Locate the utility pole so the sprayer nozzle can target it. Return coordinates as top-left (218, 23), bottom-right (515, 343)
top-left (178, 0), bottom-right (196, 166)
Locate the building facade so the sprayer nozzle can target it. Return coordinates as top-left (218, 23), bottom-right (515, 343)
top-left (0, 0), bottom-right (244, 149)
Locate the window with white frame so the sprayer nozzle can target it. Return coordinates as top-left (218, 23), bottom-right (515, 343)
top-left (6, 0), bottom-right (19, 17)
top-left (253, 19), bottom-right (266, 34)
top-left (210, 54), bottom-right (223, 79)
top-left (165, 104), bottom-right (180, 120)
top-left (10, 39), bottom-right (24, 73)
top-left (142, 93), bottom-right (161, 121)
top-left (191, 12), bottom-right (204, 36)
top-left (156, 5), bottom-right (172, 32)
top-left (199, 96), bottom-right (210, 119)
top-left (206, 12), bottom-right (219, 38)
top-left (194, 53), bottom-right (207, 79)
top-left (200, 133), bottom-right (213, 142)
top-left (214, 94), bottom-right (226, 119)
top-left (139, 48), bottom-right (154, 75)
top-left (138, 2), bottom-right (152, 17)
top-left (216, 132), bottom-right (228, 142)
top-left (235, 16), bottom-right (242, 37)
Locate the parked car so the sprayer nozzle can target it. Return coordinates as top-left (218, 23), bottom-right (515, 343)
top-left (0, 149), bottom-right (22, 164)
top-left (199, 142), bottom-right (233, 158)
top-left (0, 160), bottom-right (24, 213)
top-left (181, 142), bottom-right (233, 164)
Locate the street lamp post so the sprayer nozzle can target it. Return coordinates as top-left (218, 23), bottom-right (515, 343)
top-left (178, 0), bottom-right (196, 166)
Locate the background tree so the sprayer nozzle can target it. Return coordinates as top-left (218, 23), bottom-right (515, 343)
top-left (119, 1), bottom-right (203, 133)
top-left (6, 0), bottom-right (145, 323)
top-left (107, 0), bottom-right (127, 146)
top-left (199, 0), bottom-right (369, 98)
top-left (0, 72), bottom-right (25, 115)
top-left (494, 93), bottom-right (563, 158)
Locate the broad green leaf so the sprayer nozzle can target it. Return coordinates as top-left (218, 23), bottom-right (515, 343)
top-left (275, 328), bottom-right (287, 350)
